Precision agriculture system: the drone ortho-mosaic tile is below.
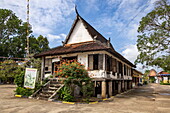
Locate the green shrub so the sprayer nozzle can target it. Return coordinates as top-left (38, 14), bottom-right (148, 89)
top-left (143, 81), bottom-right (148, 85)
top-left (15, 87), bottom-right (33, 96)
top-left (0, 60), bottom-right (24, 83)
top-left (58, 86), bottom-right (74, 102)
top-left (14, 71), bottom-right (25, 87)
top-left (149, 77), bottom-right (156, 83)
top-left (34, 82), bottom-right (42, 92)
top-left (81, 82), bottom-right (94, 98)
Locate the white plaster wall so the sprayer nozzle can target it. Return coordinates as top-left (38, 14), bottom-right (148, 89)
top-left (78, 54), bottom-right (88, 69)
top-left (67, 20), bottom-right (93, 44)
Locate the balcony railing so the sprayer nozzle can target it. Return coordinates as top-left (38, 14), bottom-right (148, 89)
top-left (88, 70), bottom-right (132, 80)
top-left (110, 72), bottom-right (117, 79)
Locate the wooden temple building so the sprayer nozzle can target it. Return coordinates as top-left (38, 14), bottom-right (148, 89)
top-left (35, 11), bottom-right (136, 98)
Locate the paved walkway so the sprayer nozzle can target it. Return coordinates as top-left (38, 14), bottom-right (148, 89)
top-left (0, 84), bottom-right (170, 113)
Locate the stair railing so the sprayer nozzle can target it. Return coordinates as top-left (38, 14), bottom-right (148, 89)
top-left (48, 84), bottom-right (65, 101)
top-left (30, 80), bottom-right (51, 98)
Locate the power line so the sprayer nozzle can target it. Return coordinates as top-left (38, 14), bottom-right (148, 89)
top-left (114, 0), bottom-right (152, 39)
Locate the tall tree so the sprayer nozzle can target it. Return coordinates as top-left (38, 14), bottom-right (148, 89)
top-left (0, 9), bottom-right (32, 58)
top-left (135, 0), bottom-right (170, 71)
top-left (0, 9), bottom-right (50, 58)
top-left (37, 35), bottom-right (49, 53)
top-left (29, 35), bottom-right (49, 54)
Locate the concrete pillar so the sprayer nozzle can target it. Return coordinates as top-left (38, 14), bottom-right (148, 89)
top-left (93, 81), bottom-right (96, 96)
top-left (122, 80), bottom-right (125, 92)
top-left (129, 81), bottom-right (132, 89)
top-left (101, 81), bottom-right (106, 98)
top-left (109, 81), bottom-right (112, 97)
top-left (118, 81), bottom-right (121, 93)
top-left (113, 81), bottom-right (115, 94)
top-left (125, 81), bottom-right (127, 91)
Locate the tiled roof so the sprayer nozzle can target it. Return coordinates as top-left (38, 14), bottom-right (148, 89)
top-left (34, 42), bottom-right (135, 67)
top-left (34, 42), bottom-right (108, 57)
top-left (158, 71), bottom-right (169, 74)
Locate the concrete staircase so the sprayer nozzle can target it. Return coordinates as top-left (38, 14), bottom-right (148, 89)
top-left (31, 78), bottom-right (64, 101)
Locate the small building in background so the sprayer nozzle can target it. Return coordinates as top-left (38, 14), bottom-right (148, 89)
top-left (158, 71), bottom-right (170, 83)
top-left (149, 69), bottom-right (157, 83)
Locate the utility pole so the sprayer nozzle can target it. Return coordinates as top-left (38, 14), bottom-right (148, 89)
top-left (26, 0), bottom-right (30, 57)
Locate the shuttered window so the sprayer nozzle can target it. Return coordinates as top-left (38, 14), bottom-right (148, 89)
top-left (93, 54), bottom-right (98, 70)
top-left (98, 54), bottom-right (103, 70)
top-left (88, 54), bottom-right (103, 70)
top-left (88, 55), bottom-right (93, 70)
top-left (112, 58), bottom-right (117, 72)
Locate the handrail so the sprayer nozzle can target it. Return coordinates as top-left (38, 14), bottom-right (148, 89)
top-left (48, 84), bottom-right (64, 101)
top-left (30, 80), bottom-right (50, 98)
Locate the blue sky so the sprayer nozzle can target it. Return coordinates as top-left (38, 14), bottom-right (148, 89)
top-left (1, 0), bottom-right (163, 71)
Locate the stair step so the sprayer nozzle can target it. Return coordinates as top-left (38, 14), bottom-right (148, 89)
top-left (49, 87), bottom-right (59, 90)
top-left (39, 93), bottom-right (52, 98)
top-left (42, 90), bottom-right (55, 94)
top-left (50, 81), bottom-right (58, 84)
top-left (50, 84), bottom-right (62, 87)
top-left (34, 79), bottom-right (64, 101)
top-left (50, 80), bottom-right (64, 84)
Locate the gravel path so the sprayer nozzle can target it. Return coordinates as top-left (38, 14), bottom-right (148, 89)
top-left (0, 84), bottom-right (170, 113)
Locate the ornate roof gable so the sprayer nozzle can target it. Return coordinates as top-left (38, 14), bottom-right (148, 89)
top-left (64, 8), bottom-right (110, 48)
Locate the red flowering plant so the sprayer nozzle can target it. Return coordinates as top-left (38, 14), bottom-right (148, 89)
top-left (55, 59), bottom-right (93, 100)
top-left (55, 60), bottom-right (91, 84)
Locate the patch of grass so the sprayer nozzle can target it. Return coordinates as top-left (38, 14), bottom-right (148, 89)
top-left (160, 83), bottom-right (170, 85)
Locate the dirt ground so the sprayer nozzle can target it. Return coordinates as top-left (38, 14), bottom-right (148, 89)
top-left (0, 84), bottom-right (170, 113)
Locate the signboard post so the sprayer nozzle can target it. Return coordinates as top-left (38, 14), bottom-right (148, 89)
top-left (24, 68), bottom-right (37, 89)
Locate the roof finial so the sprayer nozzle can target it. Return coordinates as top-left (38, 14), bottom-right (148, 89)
top-left (75, 5), bottom-right (79, 16)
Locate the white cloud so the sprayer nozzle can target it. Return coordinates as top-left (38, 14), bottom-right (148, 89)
top-left (47, 33), bottom-right (66, 42)
top-left (122, 44), bottom-right (139, 63)
top-left (98, 0), bottom-right (158, 41)
top-left (122, 44), bottom-right (146, 73)
top-left (0, 0), bottom-right (75, 39)
top-left (127, 24), bottom-right (139, 40)
top-left (122, 44), bottom-right (163, 73)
